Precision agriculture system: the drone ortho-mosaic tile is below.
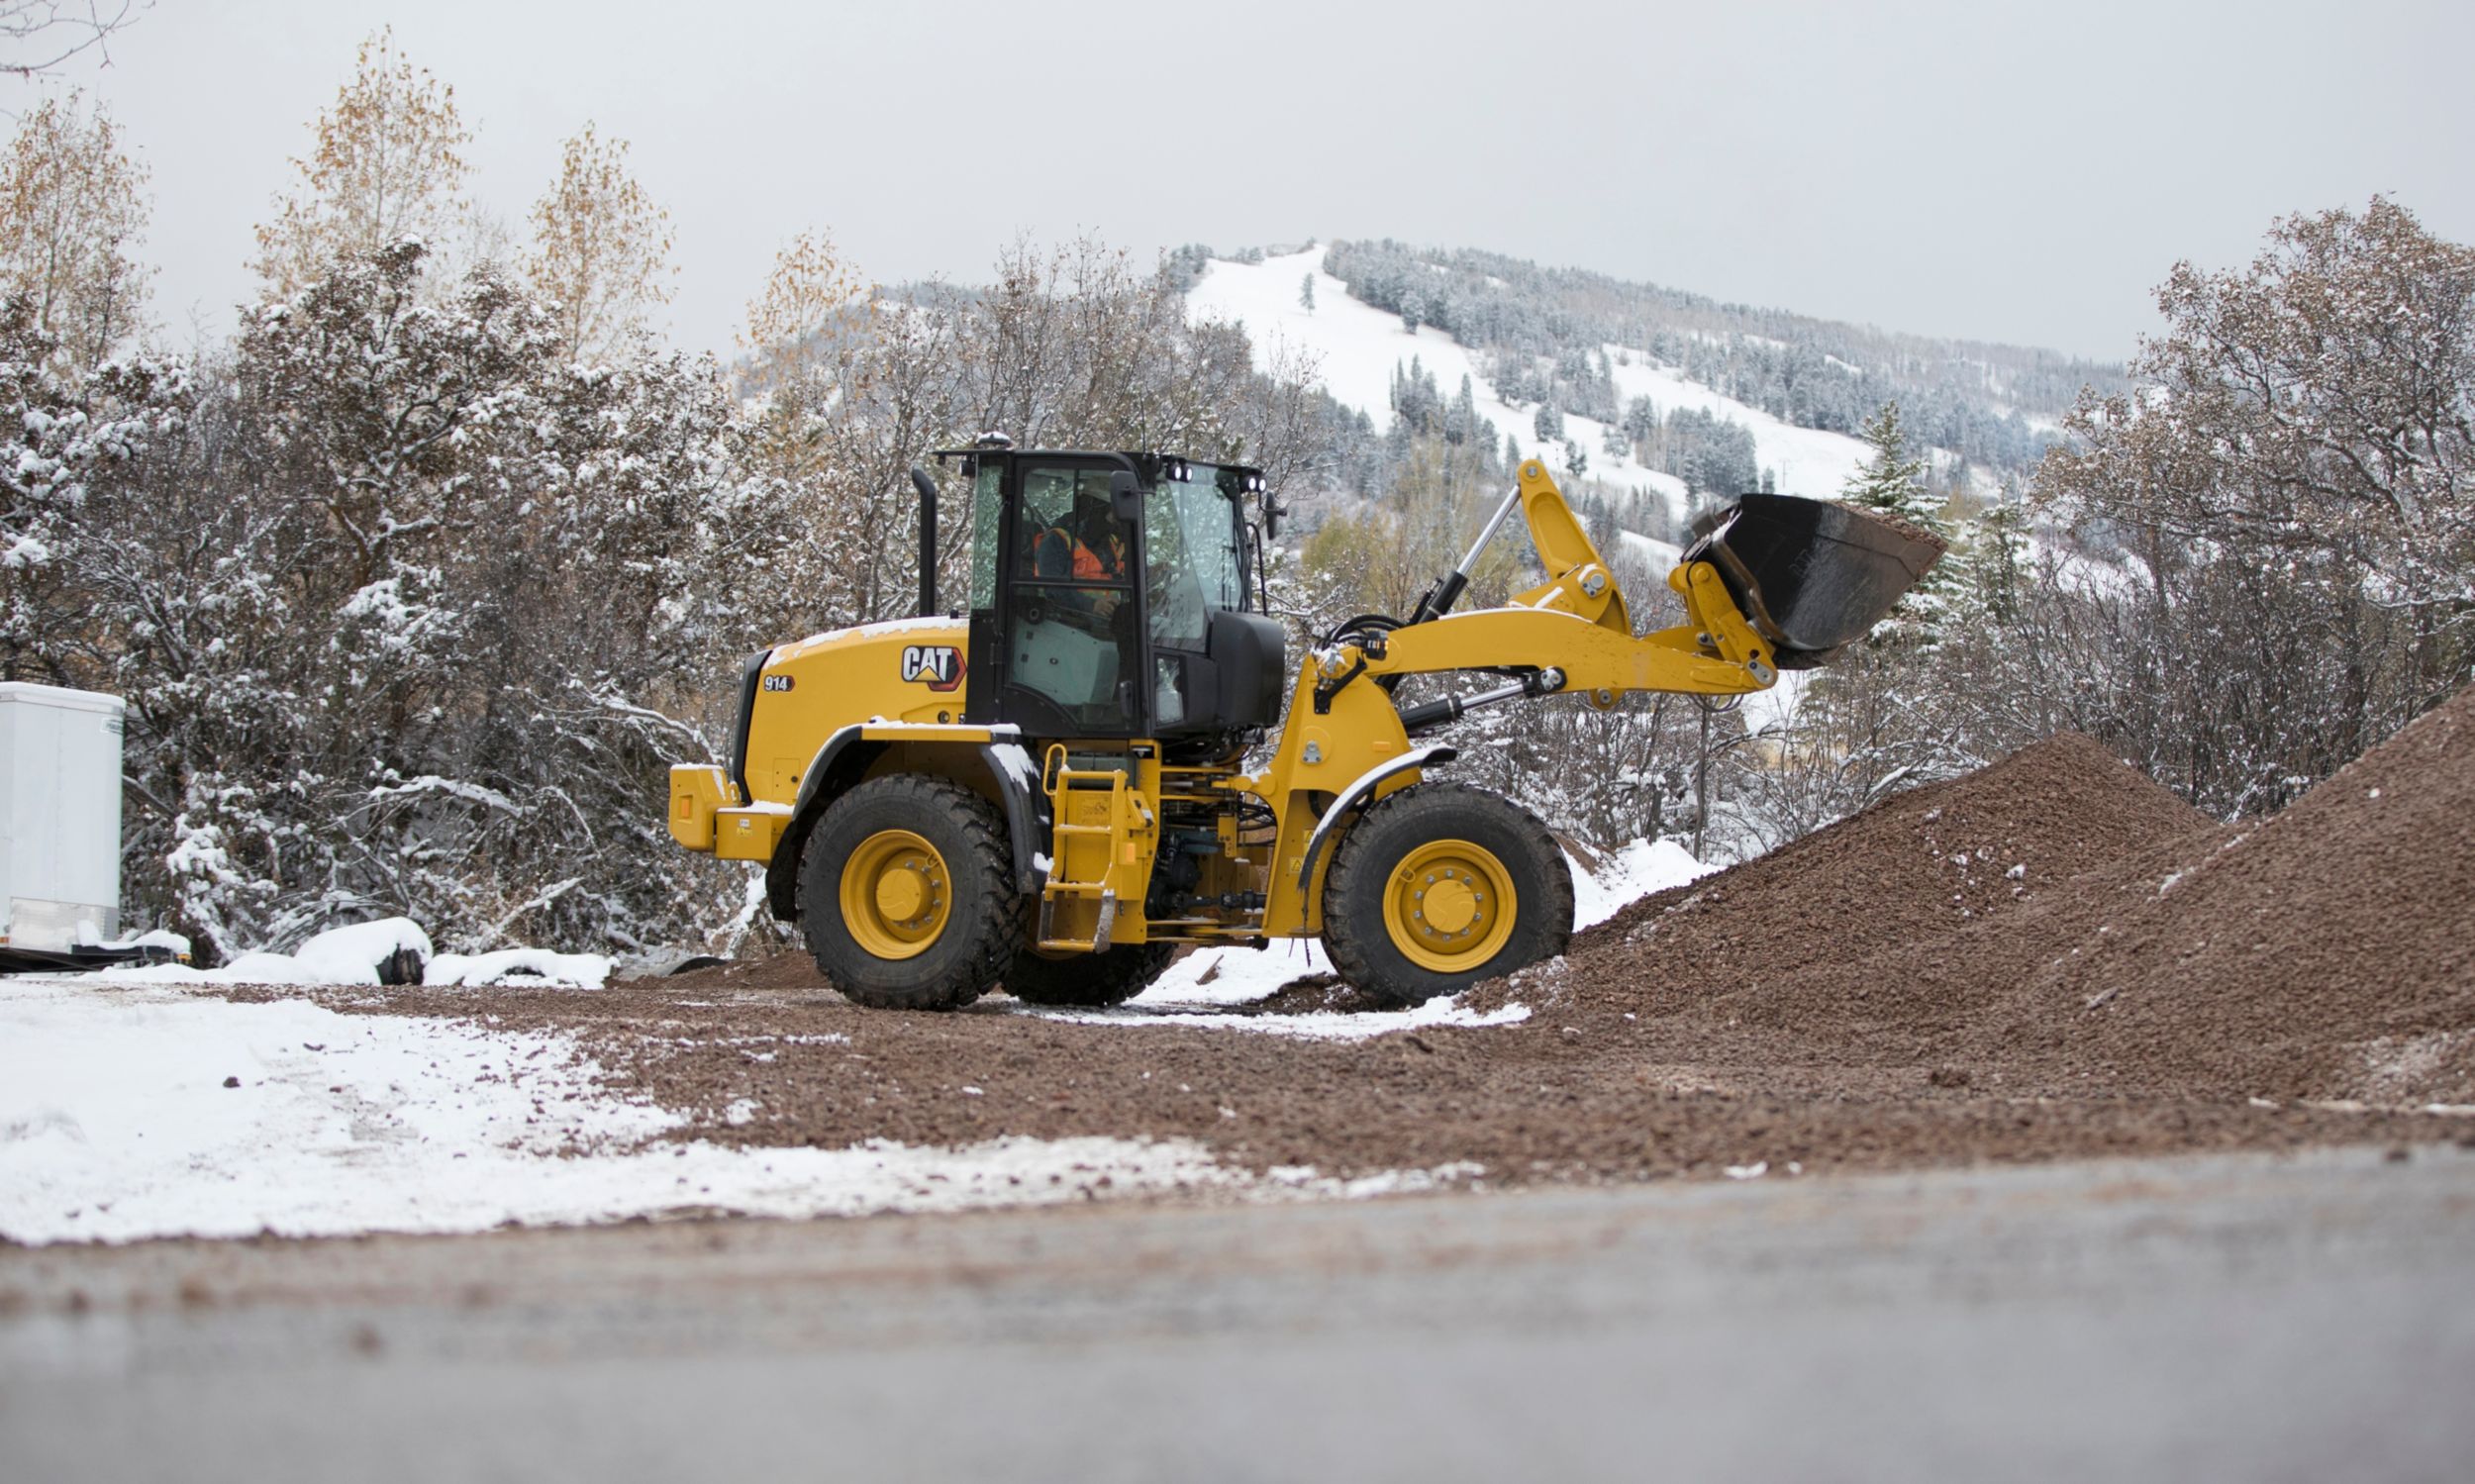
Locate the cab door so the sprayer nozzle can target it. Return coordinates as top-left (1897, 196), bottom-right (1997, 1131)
top-left (985, 457), bottom-right (1146, 740)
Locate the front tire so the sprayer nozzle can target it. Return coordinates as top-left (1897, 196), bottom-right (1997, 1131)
top-left (1003, 941), bottom-right (1177, 1007)
top-left (800, 775), bottom-right (1021, 1011)
top-left (1321, 782), bottom-right (1573, 1008)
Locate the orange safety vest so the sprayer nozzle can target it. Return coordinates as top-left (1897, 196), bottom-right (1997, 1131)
top-left (1072, 536), bottom-right (1122, 581)
top-left (1040, 526), bottom-right (1121, 582)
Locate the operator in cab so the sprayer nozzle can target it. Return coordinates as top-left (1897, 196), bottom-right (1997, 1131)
top-left (1036, 495), bottom-right (1127, 615)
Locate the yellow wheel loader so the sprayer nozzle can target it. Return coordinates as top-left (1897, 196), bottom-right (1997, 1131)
top-left (667, 439), bottom-right (1939, 1010)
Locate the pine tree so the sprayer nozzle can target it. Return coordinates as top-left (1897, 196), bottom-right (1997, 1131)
top-left (1962, 491), bottom-right (2029, 626)
top-left (1839, 401), bottom-right (1935, 526)
top-left (1839, 400), bottom-right (1954, 640)
top-left (1298, 272), bottom-right (1314, 312)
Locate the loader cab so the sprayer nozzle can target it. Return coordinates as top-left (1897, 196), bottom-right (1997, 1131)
top-left (943, 445), bottom-right (1286, 757)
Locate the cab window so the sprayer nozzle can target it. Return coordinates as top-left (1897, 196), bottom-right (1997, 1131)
top-left (1015, 466), bottom-right (1129, 587)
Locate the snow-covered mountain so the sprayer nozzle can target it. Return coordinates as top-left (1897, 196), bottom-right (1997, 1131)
top-left (1188, 246), bottom-right (1873, 515)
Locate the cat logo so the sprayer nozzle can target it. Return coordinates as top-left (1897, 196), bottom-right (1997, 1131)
top-left (901, 644), bottom-right (965, 692)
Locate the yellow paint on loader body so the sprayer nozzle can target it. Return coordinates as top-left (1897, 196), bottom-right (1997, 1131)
top-left (669, 460), bottom-right (1810, 968)
top-left (744, 621), bottom-right (970, 805)
top-left (667, 764), bottom-right (729, 850)
top-left (1035, 745), bottom-right (1166, 948)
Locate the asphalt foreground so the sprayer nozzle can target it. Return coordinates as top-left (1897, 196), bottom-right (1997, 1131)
top-left (4, 1145), bottom-right (2472, 1483)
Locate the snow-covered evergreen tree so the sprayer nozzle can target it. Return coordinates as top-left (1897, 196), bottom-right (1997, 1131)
top-left (1840, 401), bottom-right (1934, 524)
top-left (1839, 400), bottom-right (1954, 641)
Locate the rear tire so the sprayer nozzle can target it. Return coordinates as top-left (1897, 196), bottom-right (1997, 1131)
top-left (800, 775), bottom-right (1021, 1011)
top-left (1003, 941), bottom-right (1177, 1007)
top-left (1321, 782), bottom-right (1572, 1009)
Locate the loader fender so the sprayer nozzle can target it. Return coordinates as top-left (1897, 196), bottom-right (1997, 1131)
top-left (765, 724), bottom-right (872, 921)
top-left (978, 738), bottom-right (1047, 895)
top-left (1295, 743), bottom-right (1456, 891)
top-left (762, 723), bottom-right (1046, 921)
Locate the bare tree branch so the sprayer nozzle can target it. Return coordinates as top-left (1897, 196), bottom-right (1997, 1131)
top-left (0, 2), bottom-right (143, 80)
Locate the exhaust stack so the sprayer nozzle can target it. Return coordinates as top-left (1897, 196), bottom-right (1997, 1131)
top-left (909, 466), bottom-right (940, 619)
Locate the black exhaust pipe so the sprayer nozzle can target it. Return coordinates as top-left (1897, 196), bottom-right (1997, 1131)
top-left (910, 466), bottom-right (939, 618)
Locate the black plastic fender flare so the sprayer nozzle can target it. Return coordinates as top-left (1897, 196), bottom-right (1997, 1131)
top-left (1294, 743), bottom-right (1457, 892)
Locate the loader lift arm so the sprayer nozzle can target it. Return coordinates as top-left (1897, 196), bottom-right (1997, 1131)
top-left (1245, 458), bottom-right (1938, 940)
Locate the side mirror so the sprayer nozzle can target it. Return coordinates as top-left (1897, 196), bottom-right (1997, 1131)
top-left (1109, 469), bottom-right (1143, 523)
top-left (1262, 496), bottom-right (1283, 540)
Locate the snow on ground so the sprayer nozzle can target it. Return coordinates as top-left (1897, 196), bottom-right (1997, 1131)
top-left (0, 979), bottom-right (1469, 1244)
top-left (98, 916), bottom-right (613, 990)
top-left (1056, 934), bottom-right (1505, 1039)
top-left (1059, 837), bottom-right (1712, 1038)
top-left (1570, 838), bottom-right (1715, 927)
top-left (1188, 248), bottom-right (1504, 444)
top-left (1032, 981), bottom-right (1534, 1040)
top-left (1619, 528), bottom-right (1684, 572)
top-left (425, 947), bottom-right (616, 987)
top-left (1601, 345), bottom-right (1871, 501)
top-left (0, 844), bottom-right (1704, 1244)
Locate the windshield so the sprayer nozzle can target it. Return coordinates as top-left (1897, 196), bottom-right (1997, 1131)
top-left (1145, 463), bottom-right (1245, 648)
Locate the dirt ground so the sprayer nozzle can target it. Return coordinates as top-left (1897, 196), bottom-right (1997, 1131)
top-left (204, 687), bottom-right (2475, 1187)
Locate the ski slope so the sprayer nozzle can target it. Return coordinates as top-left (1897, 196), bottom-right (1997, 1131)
top-left (1185, 247), bottom-right (1875, 516)
top-left (1599, 346), bottom-right (1868, 499)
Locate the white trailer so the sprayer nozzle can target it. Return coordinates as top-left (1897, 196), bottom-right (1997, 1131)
top-left (0, 682), bottom-right (127, 953)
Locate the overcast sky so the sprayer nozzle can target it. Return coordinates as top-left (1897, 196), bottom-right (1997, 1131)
top-left (20, 0), bottom-right (2475, 362)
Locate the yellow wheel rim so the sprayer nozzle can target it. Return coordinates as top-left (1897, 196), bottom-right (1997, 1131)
top-left (840, 829), bottom-right (951, 960)
top-left (1383, 839), bottom-right (1518, 974)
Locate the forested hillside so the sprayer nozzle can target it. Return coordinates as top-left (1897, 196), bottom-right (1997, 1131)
top-left (1181, 239), bottom-right (2123, 479)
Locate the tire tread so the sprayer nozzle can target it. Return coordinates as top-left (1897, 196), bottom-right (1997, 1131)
top-left (1322, 782), bottom-right (1573, 1008)
top-left (801, 774), bottom-right (1021, 1011)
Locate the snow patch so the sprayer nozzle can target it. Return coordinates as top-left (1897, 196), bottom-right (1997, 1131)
top-left (425, 947), bottom-right (613, 989)
top-left (291, 917), bottom-right (434, 983)
top-left (0, 981), bottom-right (1505, 1244)
top-left (1184, 248), bottom-right (1881, 516)
top-left (1026, 995), bottom-right (1532, 1040)
top-left (1571, 838), bottom-right (1714, 929)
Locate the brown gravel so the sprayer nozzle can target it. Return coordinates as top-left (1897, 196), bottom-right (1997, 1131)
top-left (213, 704), bottom-right (2475, 1185)
top-left (1984, 685), bottom-right (2475, 1105)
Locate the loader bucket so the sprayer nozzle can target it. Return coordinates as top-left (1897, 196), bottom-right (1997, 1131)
top-left (1686, 494), bottom-right (1945, 668)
